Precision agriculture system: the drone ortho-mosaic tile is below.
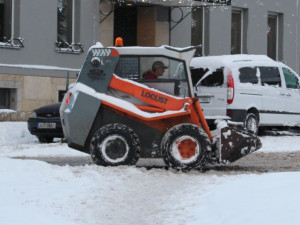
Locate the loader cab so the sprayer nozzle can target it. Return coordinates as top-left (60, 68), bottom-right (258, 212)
top-left (114, 55), bottom-right (190, 97)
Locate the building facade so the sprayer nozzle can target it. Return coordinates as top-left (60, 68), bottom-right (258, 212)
top-left (0, 0), bottom-right (99, 114)
top-left (0, 0), bottom-right (300, 116)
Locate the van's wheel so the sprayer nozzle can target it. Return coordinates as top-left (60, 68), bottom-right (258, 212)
top-left (90, 124), bottom-right (140, 166)
top-left (161, 124), bottom-right (210, 171)
top-left (244, 113), bottom-right (259, 135)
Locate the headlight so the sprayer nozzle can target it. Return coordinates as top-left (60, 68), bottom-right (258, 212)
top-left (29, 111), bottom-right (37, 118)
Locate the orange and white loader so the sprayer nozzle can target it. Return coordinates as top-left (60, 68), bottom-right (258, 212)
top-left (60, 42), bottom-right (261, 171)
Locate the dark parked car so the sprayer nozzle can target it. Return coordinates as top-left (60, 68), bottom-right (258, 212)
top-left (27, 103), bottom-right (63, 143)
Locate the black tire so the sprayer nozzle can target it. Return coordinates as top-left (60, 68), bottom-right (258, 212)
top-left (244, 113), bottom-right (259, 135)
top-left (38, 136), bottom-right (54, 143)
top-left (90, 123), bottom-right (140, 166)
top-left (161, 123), bottom-right (211, 171)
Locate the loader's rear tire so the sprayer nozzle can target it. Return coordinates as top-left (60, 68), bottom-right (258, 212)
top-left (90, 124), bottom-right (140, 166)
top-left (161, 124), bottom-right (211, 171)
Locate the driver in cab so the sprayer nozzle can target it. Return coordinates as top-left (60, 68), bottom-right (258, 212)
top-left (143, 61), bottom-right (168, 80)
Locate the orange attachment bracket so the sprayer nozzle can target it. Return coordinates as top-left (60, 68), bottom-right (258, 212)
top-left (195, 101), bottom-right (213, 142)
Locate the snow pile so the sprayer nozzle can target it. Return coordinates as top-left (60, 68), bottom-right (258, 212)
top-left (0, 122), bottom-right (87, 157)
top-left (259, 135), bottom-right (300, 152)
top-left (0, 109), bottom-right (15, 121)
top-left (1, 122), bottom-right (300, 224)
top-left (0, 157), bottom-right (300, 225)
top-left (0, 122), bottom-right (35, 145)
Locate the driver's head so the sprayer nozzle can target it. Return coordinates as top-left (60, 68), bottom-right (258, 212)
top-left (152, 61), bottom-right (168, 77)
top-left (152, 61), bottom-right (168, 71)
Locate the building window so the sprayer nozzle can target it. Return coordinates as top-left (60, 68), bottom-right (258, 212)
top-left (231, 9), bottom-right (243, 54)
top-left (267, 14), bottom-right (278, 60)
top-left (191, 7), bottom-right (204, 56)
top-left (0, 88), bottom-right (10, 109)
top-left (0, 0), bottom-right (22, 48)
top-left (58, 90), bottom-right (66, 102)
top-left (56, 0), bottom-right (83, 53)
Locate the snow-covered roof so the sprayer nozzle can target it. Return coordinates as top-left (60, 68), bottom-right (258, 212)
top-left (190, 54), bottom-right (275, 68)
top-left (89, 42), bottom-right (196, 63)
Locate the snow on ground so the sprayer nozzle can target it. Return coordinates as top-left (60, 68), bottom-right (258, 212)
top-left (0, 122), bottom-right (87, 158)
top-left (1, 122), bottom-right (300, 225)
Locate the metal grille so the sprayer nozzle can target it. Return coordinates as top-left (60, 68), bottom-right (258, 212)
top-left (114, 56), bottom-right (140, 80)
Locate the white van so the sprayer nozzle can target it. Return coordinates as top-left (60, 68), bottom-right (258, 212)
top-left (190, 55), bottom-right (300, 134)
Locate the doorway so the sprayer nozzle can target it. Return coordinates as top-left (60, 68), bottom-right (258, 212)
top-left (114, 6), bottom-right (137, 46)
top-left (0, 88), bottom-right (11, 109)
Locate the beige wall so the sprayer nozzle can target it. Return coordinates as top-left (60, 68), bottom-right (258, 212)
top-left (22, 76), bottom-right (76, 112)
top-left (99, 13), bottom-right (114, 47)
top-left (0, 73), bottom-right (75, 113)
top-left (137, 8), bottom-right (156, 46)
top-left (137, 7), bottom-right (169, 46)
top-left (155, 21), bottom-right (169, 46)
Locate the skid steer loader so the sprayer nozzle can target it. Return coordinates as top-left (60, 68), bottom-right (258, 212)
top-left (60, 42), bottom-right (261, 171)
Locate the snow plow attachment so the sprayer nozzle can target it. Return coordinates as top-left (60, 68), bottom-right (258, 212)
top-left (214, 124), bottom-right (262, 164)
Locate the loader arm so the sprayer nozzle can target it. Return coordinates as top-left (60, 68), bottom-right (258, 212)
top-left (109, 75), bottom-right (189, 111)
top-left (109, 75), bottom-right (261, 164)
top-left (108, 74), bottom-right (213, 142)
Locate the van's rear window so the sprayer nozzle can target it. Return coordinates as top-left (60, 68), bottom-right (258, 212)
top-left (190, 68), bottom-right (209, 86)
top-left (198, 68), bottom-right (224, 87)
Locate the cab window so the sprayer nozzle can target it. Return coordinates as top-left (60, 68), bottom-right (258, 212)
top-left (114, 56), bottom-right (189, 97)
top-left (114, 56), bottom-right (187, 81)
top-left (114, 56), bottom-right (139, 80)
top-left (282, 68), bottom-right (300, 89)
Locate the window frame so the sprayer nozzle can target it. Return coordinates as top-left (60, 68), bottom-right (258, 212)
top-left (191, 7), bottom-right (205, 56)
top-left (115, 55), bottom-right (188, 81)
top-left (113, 55), bottom-right (191, 97)
top-left (0, 0), bottom-right (23, 49)
top-left (56, 0), bottom-right (83, 54)
top-left (267, 13), bottom-right (279, 60)
top-left (231, 8), bottom-right (244, 54)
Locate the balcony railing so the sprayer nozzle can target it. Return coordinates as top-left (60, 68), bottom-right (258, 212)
top-left (55, 41), bottom-right (84, 54)
top-left (0, 37), bottom-right (24, 49)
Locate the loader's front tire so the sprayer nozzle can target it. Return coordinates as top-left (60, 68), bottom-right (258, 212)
top-left (161, 124), bottom-right (210, 171)
top-left (90, 124), bottom-right (140, 166)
